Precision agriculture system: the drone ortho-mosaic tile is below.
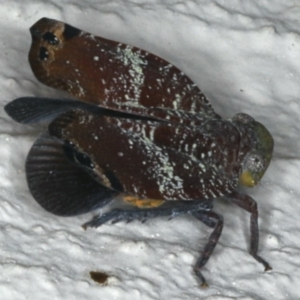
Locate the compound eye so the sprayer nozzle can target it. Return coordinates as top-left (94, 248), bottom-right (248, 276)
top-left (246, 153), bottom-right (266, 172)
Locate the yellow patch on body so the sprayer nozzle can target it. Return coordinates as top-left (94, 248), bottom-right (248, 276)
top-left (123, 196), bottom-right (165, 208)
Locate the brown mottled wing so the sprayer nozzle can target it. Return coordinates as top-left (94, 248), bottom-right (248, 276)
top-left (47, 109), bottom-right (237, 201)
top-left (28, 18), bottom-right (219, 124)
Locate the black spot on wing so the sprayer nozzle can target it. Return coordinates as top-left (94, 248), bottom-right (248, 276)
top-left (42, 32), bottom-right (59, 45)
top-left (39, 46), bottom-right (48, 61)
top-left (103, 170), bottom-right (124, 192)
top-left (63, 143), bottom-right (95, 170)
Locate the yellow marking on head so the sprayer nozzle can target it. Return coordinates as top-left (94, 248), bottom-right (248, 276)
top-left (239, 170), bottom-right (256, 187)
top-left (123, 196), bottom-right (165, 208)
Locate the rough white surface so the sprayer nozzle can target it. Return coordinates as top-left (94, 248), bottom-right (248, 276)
top-left (1, 1), bottom-right (300, 299)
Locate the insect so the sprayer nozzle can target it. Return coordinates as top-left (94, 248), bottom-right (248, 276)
top-left (5, 18), bottom-right (274, 287)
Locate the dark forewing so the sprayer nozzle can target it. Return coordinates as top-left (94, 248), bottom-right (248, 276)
top-left (28, 18), bottom-right (219, 124)
top-left (48, 109), bottom-right (237, 201)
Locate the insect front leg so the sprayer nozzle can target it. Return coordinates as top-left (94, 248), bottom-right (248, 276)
top-left (227, 191), bottom-right (272, 271)
top-left (192, 211), bottom-right (223, 288)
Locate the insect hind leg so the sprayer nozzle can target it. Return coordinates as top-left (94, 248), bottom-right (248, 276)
top-left (192, 211), bottom-right (223, 287)
top-left (82, 200), bottom-right (212, 229)
top-left (227, 191), bottom-right (272, 271)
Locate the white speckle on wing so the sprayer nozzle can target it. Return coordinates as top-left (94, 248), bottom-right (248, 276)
top-left (115, 45), bottom-right (148, 104)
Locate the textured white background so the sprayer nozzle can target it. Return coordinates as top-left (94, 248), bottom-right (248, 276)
top-left (1, 1), bottom-right (300, 299)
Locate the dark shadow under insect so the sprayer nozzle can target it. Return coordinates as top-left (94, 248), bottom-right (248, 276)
top-left (4, 17), bottom-right (274, 287)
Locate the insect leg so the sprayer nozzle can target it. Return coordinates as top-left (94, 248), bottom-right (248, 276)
top-left (82, 200), bottom-right (212, 229)
top-left (192, 211), bottom-right (223, 287)
top-left (228, 191), bottom-right (272, 271)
